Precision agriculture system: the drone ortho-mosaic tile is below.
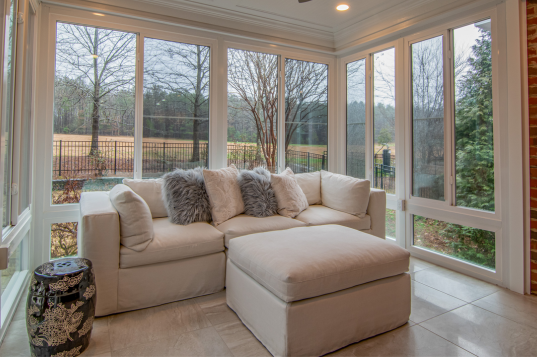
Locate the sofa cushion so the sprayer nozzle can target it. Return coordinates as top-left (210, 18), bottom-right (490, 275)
top-left (321, 170), bottom-right (370, 218)
top-left (270, 168), bottom-right (308, 218)
top-left (295, 205), bottom-right (370, 231)
top-left (161, 168), bottom-right (212, 225)
top-left (238, 167), bottom-right (278, 218)
top-left (120, 218), bottom-right (224, 269)
top-left (203, 165), bottom-right (244, 226)
top-left (109, 184), bottom-right (154, 252)
top-left (123, 179), bottom-right (168, 218)
top-left (228, 225), bottom-right (410, 302)
top-left (216, 214), bottom-right (306, 248)
top-left (295, 171), bottom-right (321, 205)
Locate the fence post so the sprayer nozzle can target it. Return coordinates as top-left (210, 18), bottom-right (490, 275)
top-left (163, 142), bottom-right (166, 172)
top-left (114, 141), bottom-right (117, 175)
top-left (243, 145), bottom-right (246, 169)
top-left (307, 152), bottom-right (310, 172)
top-left (321, 152), bottom-right (325, 171)
top-left (58, 140), bottom-right (62, 177)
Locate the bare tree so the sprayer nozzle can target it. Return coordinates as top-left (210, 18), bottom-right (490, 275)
top-left (284, 59), bottom-right (328, 151)
top-left (228, 49), bottom-right (278, 170)
top-left (227, 51), bottom-right (328, 171)
top-left (55, 23), bottom-right (136, 153)
top-left (144, 40), bottom-right (210, 162)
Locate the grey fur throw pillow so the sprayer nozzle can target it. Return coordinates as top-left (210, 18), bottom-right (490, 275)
top-left (162, 167), bottom-right (212, 225)
top-left (237, 167), bottom-right (278, 218)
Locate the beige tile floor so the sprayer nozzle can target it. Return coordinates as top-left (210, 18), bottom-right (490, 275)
top-left (2, 257), bottom-right (537, 357)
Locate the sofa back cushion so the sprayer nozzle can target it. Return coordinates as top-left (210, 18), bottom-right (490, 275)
top-left (270, 168), bottom-right (308, 218)
top-left (161, 168), bottom-right (212, 225)
top-left (123, 179), bottom-right (168, 218)
top-left (203, 165), bottom-right (245, 226)
top-left (109, 184), bottom-right (154, 252)
top-left (321, 170), bottom-right (370, 218)
top-left (295, 171), bottom-right (321, 205)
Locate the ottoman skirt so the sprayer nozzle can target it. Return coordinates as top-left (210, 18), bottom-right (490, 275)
top-left (226, 260), bottom-right (411, 357)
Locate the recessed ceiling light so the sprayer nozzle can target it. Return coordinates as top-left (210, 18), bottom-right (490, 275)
top-left (93, 13), bottom-right (105, 16)
top-left (336, 4), bottom-right (349, 11)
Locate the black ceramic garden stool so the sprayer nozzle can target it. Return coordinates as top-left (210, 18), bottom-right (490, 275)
top-left (26, 258), bottom-right (96, 357)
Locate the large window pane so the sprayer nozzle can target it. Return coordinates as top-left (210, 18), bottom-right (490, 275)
top-left (52, 23), bottom-right (136, 204)
top-left (373, 48), bottom-right (396, 194)
top-left (413, 215), bottom-right (495, 270)
top-left (51, 222), bottom-right (78, 259)
top-left (386, 208), bottom-right (396, 239)
top-left (1, 241), bottom-right (21, 296)
top-left (285, 58), bottom-right (328, 173)
top-left (143, 39), bottom-right (210, 176)
top-left (227, 49), bottom-right (278, 172)
top-left (1, 0), bottom-right (17, 227)
top-left (346, 59), bottom-right (366, 179)
top-left (411, 36), bottom-right (444, 201)
top-left (454, 20), bottom-right (494, 212)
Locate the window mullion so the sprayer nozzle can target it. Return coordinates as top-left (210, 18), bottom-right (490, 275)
top-left (444, 29), bottom-right (454, 207)
top-left (365, 55), bottom-right (373, 182)
top-left (134, 33), bottom-right (144, 179)
top-left (278, 56), bottom-right (285, 173)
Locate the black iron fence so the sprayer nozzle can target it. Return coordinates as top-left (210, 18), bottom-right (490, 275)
top-left (53, 140), bottom-right (395, 189)
top-left (53, 141), bottom-right (329, 178)
top-left (53, 140), bottom-right (209, 177)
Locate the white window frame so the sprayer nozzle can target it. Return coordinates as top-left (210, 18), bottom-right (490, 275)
top-left (339, 40), bottom-right (404, 246)
top-left (404, 10), bottom-right (502, 284)
top-left (222, 40), bottom-right (336, 174)
top-left (339, 7), bottom-right (515, 287)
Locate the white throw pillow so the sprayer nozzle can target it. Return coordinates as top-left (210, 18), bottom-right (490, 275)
top-left (203, 165), bottom-right (245, 226)
top-left (321, 170), bottom-right (370, 218)
top-left (271, 168), bottom-right (309, 218)
top-left (109, 184), bottom-right (154, 252)
top-left (295, 171), bottom-right (321, 205)
top-left (123, 178), bottom-right (168, 218)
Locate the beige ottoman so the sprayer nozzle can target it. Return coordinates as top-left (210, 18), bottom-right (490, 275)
top-left (226, 225), bottom-right (411, 357)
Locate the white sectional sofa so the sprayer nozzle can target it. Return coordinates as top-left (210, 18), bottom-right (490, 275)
top-left (78, 172), bottom-right (386, 316)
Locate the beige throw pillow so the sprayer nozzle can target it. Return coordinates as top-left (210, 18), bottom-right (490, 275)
top-left (295, 171), bottom-right (321, 205)
top-left (203, 165), bottom-right (244, 226)
top-left (271, 168), bottom-right (309, 218)
top-left (123, 178), bottom-right (168, 218)
top-left (321, 170), bottom-right (370, 218)
top-left (109, 184), bottom-right (154, 252)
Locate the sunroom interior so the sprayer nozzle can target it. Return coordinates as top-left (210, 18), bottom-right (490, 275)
top-left (0, 0), bottom-right (534, 356)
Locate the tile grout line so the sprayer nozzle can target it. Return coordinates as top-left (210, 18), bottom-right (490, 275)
top-left (417, 323), bottom-right (479, 356)
top-left (410, 275), bottom-right (500, 304)
top-left (466, 303), bottom-right (537, 333)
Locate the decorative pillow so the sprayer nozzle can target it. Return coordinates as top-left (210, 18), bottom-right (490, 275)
top-left (270, 167), bottom-right (308, 218)
top-left (238, 167), bottom-right (278, 218)
top-left (203, 165), bottom-right (245, 226)
top-left (295, 171), bottom-right (322, 205)
top-left (123, 178), bottom-right (168, 218)
top-left (321, 170), bottom-right (370, 218)
top-left (109, 184), bottom-right (153, 252)
top-left (161, 168), bottom-right (212, 225)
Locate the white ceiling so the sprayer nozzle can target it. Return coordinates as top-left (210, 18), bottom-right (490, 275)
top-left (65, 0), bottom-right (500, 52)
top-left (179, 0), bottom-right (402, 33)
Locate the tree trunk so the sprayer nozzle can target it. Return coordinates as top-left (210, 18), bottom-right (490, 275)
top-left (191, 45), bottom-right (202, 163)
top-left (90, 29), bottom-right (100, 154)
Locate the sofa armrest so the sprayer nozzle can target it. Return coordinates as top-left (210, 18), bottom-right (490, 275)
top-left (367, 189), bottom-right (386, 239)
top-left (79, 191), bottom-right (120, 316)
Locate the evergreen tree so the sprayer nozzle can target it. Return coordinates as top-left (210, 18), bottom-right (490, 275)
top-left (443, 29), bottom-right (495, 269)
